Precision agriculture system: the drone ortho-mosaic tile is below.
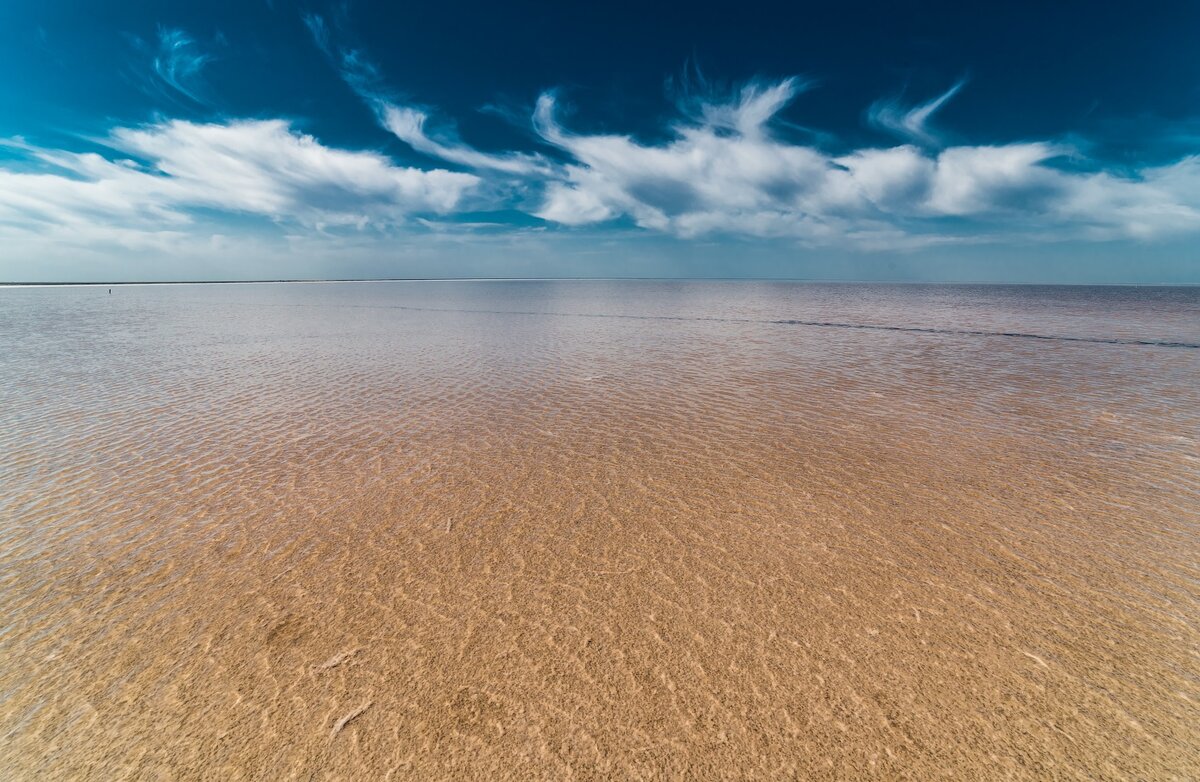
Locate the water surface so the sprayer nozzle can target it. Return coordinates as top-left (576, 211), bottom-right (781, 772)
top-left (1, 281), bottom-right (1198, 779)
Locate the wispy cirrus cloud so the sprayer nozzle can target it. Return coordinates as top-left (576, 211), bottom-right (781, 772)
top-left (127, 26), bottom-right (217, 107)
top-left (376, 105), bottom-right (552, 176)
top-left (678, 75), bottom-right (817, 137)
top-left (867, 78), bottom-right (967, 147)
top-left (304, 13), bottom-right (549, 176)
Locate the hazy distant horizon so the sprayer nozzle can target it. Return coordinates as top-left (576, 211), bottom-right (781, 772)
top-left (5, 275), bottom-right (1200, 288)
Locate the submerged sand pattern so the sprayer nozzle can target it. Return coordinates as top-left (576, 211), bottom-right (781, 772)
top-left (1, 281), bottom-right (1198, 780)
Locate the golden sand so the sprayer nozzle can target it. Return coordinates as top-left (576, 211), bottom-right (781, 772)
top-left (1, 283), bottom-right (1197, 779)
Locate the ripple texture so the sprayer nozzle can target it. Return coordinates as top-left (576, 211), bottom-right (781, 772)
top-left (1, 281), bottom-right (1198, 780)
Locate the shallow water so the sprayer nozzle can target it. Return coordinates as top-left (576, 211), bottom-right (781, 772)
top-left (1, 281), bottom-right (1198, 780)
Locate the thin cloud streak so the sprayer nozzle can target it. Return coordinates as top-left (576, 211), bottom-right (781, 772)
top-left (127, 27), bottom-right (216, 107)
top-left (378, 105), bottom-right (551, 176)
top-left (153, 28), bottom-right (212, 104)
top-left (867, 78), bottom-right (968, 147)
top-left (304, 13), bottom-right (550, 176)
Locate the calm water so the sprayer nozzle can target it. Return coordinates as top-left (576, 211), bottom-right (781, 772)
top-left (1, 281), bottom-right (1198, 779)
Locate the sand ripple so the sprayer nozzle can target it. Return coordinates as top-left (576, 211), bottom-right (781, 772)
top-left (1, 281), bottom-right (1197, 780)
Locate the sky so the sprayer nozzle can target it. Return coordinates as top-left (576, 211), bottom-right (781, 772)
top-left (1, 0), bottom-right (1198, 283)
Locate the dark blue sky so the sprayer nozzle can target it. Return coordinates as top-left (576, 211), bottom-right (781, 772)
top-left (2, 1), bottom-right (1198, 281)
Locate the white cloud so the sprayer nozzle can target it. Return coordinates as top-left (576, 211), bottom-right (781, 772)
top-left (532, 85), bottom-right (844, 238)
top-left (298, 14), bottom-right (1200, 249)
top-left (527, 80), bottom-right (1200, 245)
top-left (536, 181), bottom-right (615, 225)
top-left (111, 119), bottom-right (477, 219)
top-left (832, 146), bottom-right (934, 214)
top-left (378, 104), bottom-right (550, 175)
top-left (306, 13), bottom-right (550, 176)
top-left (1052, 156), bottom-right (1200, 239)
top-left (3, 69), bottom-right (1199, 269)
top-left (0, 119), bottom-right (480, 253)
top-left (688, 77), bottom-right (813, 137)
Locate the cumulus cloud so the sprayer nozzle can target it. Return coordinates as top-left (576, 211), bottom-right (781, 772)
top-left (532, 83), bottom-right (842, 238)
top-left (0, 119), bottom-right (479, 251)
top-left (301, 19), bottom-right (1200, 249)
top-left (3, 63), bottom-right (1199, 264)
top-left (527, 79), bottom-right (1200, 245)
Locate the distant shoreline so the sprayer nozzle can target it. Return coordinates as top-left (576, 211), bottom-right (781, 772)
top-left (2, 278), bottom-right (1197, 288)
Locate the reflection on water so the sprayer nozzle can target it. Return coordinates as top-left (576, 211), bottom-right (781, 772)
top-left (1, 281), bottom-right (1198, 779)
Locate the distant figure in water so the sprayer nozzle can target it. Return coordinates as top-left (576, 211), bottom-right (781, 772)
top-left (108, 289), bottom-right (111, 294)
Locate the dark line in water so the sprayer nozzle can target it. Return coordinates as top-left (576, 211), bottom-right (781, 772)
top-left (256, 302), bottom-right (1200, 350)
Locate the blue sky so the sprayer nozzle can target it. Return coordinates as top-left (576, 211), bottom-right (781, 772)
top-left (1, 0), bottom-right (1198, 282)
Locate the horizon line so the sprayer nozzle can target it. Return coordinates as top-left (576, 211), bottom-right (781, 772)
top-left (3, 276), bottom-right (1200, 288)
